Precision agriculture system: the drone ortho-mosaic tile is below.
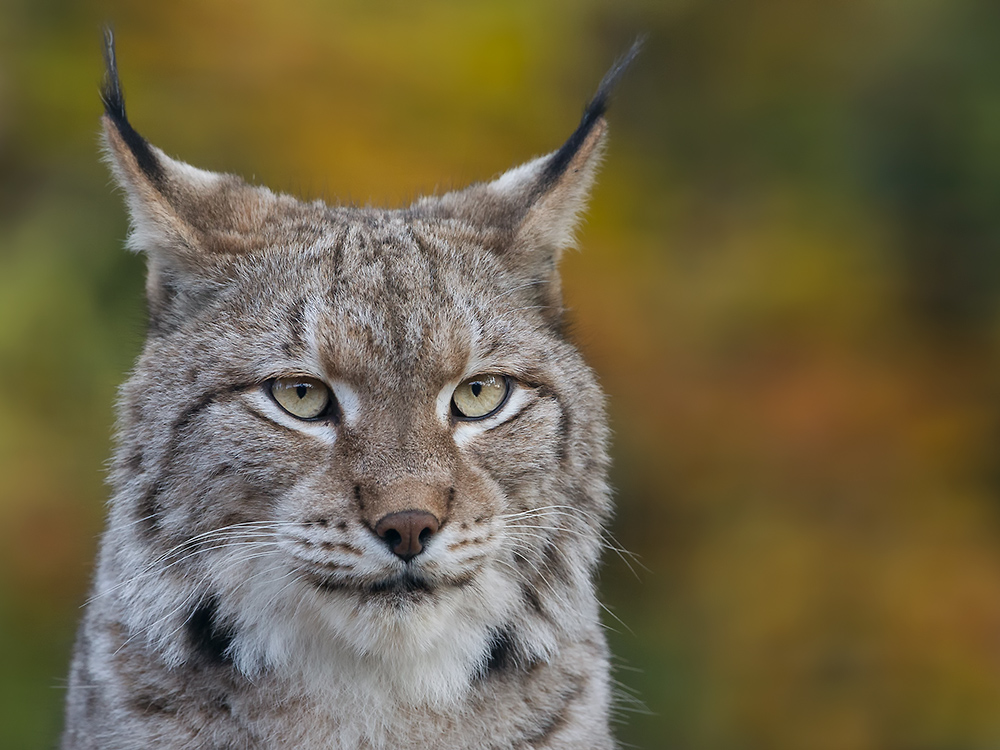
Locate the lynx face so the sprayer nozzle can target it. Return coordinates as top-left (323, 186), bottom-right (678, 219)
top-left (63, 31), bottom-right (637, 749)
top-left (117, 209), bottom-right (607, 700)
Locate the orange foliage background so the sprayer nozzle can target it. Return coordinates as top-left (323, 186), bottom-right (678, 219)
top-left (2, 1), bottom-right (1000, 748)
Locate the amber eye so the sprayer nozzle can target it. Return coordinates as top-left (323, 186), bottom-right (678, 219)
top-left (451, 374), bottom-right (510, 420)
top-left (270, 376), bottom-right (333, 420)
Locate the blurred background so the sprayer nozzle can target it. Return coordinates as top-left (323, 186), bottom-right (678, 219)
top-left (3, 0), bottom-right (1000, 747)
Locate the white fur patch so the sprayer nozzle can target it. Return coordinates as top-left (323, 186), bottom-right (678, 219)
top-left (225, 549), bottom-right (520, 707)
top-left (330, 380), bottom-right (362, 425)
top-left (490, 154), bottom-right (548, 194)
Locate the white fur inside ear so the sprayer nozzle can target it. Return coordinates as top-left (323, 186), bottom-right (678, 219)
top-left (102, 132), bottom-right (226, 255)
top-left (490, 154), bottom-right (547, 195)
top-left (160, 149), bottom-right (225, 189)
top-left (488, 123), bottom-right (606, 255)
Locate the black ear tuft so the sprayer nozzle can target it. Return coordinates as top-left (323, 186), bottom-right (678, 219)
top-left (538, 38), bottom-right (643, 194)
top-left (100, 26), bottom-right (164, 185)
top-left (99, 27), bottom-right (126, 123)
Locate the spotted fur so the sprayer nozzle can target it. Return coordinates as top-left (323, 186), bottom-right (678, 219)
top-left (62, 30), bottom-right (638, 749)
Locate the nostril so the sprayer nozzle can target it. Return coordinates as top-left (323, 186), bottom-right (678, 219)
top-left (374, 510), bottom-right (440, 561)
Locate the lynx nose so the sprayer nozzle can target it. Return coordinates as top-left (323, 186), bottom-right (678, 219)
top-left (374, 510), bottom-right (440, 561)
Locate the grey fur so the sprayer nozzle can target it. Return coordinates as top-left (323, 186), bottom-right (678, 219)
top-left (63, 36), bottom-right (632, 749)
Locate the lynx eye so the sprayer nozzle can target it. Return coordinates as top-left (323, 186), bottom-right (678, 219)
top-left (270, 376), bottom-right (333, 420)
top-left (451, 374), bottom-right (510, 420)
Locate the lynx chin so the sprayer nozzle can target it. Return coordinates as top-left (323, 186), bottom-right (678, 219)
top-left (62, 30), bottom-right (639, 750)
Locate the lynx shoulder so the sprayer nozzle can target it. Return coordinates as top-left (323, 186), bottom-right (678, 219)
top-left (61, 30), bottom-right (638, 750)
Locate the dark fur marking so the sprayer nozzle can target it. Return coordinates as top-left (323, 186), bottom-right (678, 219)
top-left (306, 574), bottom-right (349, 593)
top-left (535, 40), bottom-right (641, 198)
top-left (375, 231), bottom-right (418, 365)
top-left (131, 693), bottom-right (177, 716)
top-left (516, 675), bottom-right (586, 747)
top-left (171, 384), bottom-right (246, 438)
top-left (521, 581), bottom-right (558, 629)
top-left (534, 385), bottom-right (569, 465)
top-left (100, 28), bottom-right (164, 186)
top-left (169, 381), bottom-right (257, 451)
top-left (496, 385), bottom-right (569, 469)
top-left (83, 679), bottom-right (99, 721)
top-left (240, 402), bottom-right (305, 435)
top-left (366, 575), bottom-right (433, 596)
top-left (283, 297), bottom-right (307, 356)
top-left (212, 693), bottom-right (234, 716)
top-left (327, 227), bottom-right (348, 294)
top-left (207, 463), bottom-right (231, 479)
top-left (137, 484), bottom-right (163, 537)
top-left (521, 582), bottom-right (545, 616)
top-left (139, 384), bottom-right (253, 538)
top-left (320, 540), bottom-right (361, 555)
top-left (450, 571), bottom-right (477, 588)
top-left (124, 448), bottom-right (143, 473)
top-left (146, 271), bottom-right (222, 337)
top-left (310, 572), bottom-right (433, 598)
top-left (187, 597), bottom-right (235, 666)
top-left (485, 626), bottom-right (518, 676)
top-left (144, 276), bottom-right (180, 337)
top-left (407, 223), bottom-right (449, 304)
top-left (542, 541), bottom-right (573, 587)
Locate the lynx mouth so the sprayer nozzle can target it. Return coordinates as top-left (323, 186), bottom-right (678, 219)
top-left (306, 570), bottom-right (435, 599)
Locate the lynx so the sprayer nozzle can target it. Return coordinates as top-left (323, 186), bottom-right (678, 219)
top-left (62, 30), bottom-right (638, 749)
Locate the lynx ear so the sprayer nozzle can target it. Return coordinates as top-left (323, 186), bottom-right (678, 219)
top-left (424, 41), bottom-right (640, 281)
top-left (100, 29), bottom-right (293, 331)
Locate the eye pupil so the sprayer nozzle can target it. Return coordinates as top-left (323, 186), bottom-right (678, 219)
top-left (471, 382), bottom-right (482, 397)
top-left (296, 384), bottom-right (307, 399)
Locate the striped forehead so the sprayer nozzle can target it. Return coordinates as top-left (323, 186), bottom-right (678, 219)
top-left (308, 220), bottom-right (474, 383)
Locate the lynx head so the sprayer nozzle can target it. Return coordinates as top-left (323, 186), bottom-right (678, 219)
top-left (99, 31), bottom-right (637, 705)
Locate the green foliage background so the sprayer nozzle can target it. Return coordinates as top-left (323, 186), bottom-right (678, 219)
top-left (3, 0), bottom-right (1000, 748)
